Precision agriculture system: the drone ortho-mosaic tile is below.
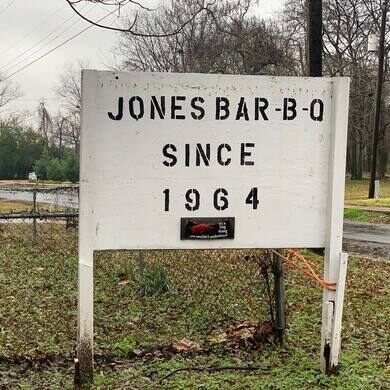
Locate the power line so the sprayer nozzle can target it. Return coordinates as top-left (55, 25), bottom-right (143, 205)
top-left (1, 3), bottom-right (66, 57)
top-left (0, 4), bottom-right (91, 72)
top-left (0, 0), bottom-right (16, 17)
top-left (2, 8), bottom-right (118, 82)
top-left (1, 17), bottom-right (83, 73)
top-left (0, 12), bottom-right (78, 71)
top-left (15, 97), bottom-right (57, 101)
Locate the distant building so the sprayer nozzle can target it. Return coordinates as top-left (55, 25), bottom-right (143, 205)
top-left (28, 172), bottom-right (37, 181)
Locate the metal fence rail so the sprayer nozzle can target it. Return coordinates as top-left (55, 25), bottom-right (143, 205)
top-left (0, 216), bottom-right (78, 255)
top-left (0, 186), bottom-right (79, 248)
top-left (0, 212), bottom-right (78, 219)
top-left (0, 185), bottom-right (274, 371)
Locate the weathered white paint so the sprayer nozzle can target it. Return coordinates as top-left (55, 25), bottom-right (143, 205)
top-left (80, 71), bottom-right (348, 250)
top-left (323, 301), bottom-right (334, 345)
top-left (78, 71), bottom-right (350, 380)
top-left (77, 70), bottom-right (96, 383)
top-left (330, 252), bottom-right (349, 367)
top-left (321, 77), bottom-right (350, 372)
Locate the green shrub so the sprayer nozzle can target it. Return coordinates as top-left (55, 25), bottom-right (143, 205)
top-left (46, 158), bottom-right (66, 181)
top-left (0, 120), bottom-right (46, 179)
top-left (34, 157), bottom-right (47, 179)
top-left (64, 154), bottom-right (79, 182)
top-left (137, 264), bottom-right (171, 296)
top-left (34, 151), bottom-right (79, 182)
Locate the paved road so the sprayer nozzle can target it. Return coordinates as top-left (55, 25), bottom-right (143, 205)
top-left (344, 205), bottom-right (390, 214)
top-left (343, 221), bottom-right (390, 259)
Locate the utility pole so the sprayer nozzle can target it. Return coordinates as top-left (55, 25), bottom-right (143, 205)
top-left (273, 251), bottom-right (285, 345)
top-left (308, 0), bottom-right (323, 77)
top-left (369, 0), bottom-right (388, 198)
top-left (59, 118), bottom-right (65, 159)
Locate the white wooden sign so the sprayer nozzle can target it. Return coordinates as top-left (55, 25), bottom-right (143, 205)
top-left (78, 70), bottom-right (350, 382)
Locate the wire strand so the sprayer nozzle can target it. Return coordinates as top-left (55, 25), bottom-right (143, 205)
top-left (0, 0), bottom-right (16, 17)
top-left (0, 3), bottom-right (91, 72)
top-left (1, 3), bottom-right (67, 57)
top-left (2, 8), bottom-right (118, 82)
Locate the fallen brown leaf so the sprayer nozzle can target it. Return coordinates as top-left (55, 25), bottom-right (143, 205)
top-left (210, 321), bottom-right (275, 346)
top-left (171, 338), bottom-right (202, 352)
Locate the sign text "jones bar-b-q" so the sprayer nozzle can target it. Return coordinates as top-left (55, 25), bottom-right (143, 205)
top-left (107, 95), bottom-right (325, 122)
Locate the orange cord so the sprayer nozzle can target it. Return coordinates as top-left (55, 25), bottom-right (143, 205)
top-left (271, 249), bottom-right (337, 292)
top-left (287, 249), bottom-right (319, 270)
top-left (287, 249), bottom-right (336, 288)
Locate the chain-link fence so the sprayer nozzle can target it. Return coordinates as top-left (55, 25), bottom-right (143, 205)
top-left (93, 249), bottom-right (273, 355)
top-left (0, 186), bottom-right (78, 254)
top-left (0, 185), bottom-right (275, 370)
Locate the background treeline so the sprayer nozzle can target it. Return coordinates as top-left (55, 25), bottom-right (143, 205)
top-left (0, 58), bottom-right (81, 182)
top-left (0, 119), bottom-right (45, 180)
top-left (0, 118), bottom-right (79, 182)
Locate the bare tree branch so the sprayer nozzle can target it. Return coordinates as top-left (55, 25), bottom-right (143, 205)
top-left (65, 0), bottom-right (221, 37)
top-left (0, 74), bottom-right (21, 111)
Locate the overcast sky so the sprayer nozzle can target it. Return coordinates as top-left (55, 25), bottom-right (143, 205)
top-left (0, 0), bottom-right (283, 121)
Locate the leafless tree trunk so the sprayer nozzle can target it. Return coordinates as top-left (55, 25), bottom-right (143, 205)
top-left (53, 61), bottom-right (86, 155)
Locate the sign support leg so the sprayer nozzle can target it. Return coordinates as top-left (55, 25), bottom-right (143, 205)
top-left (320, 77), bottom-right (350, 373)
top-left (330, 252), bottom-right (349, 368)
top-left (321, 252), bottom-right (349, 373)
top-left (76, 252), bottom-right (94, 386)
top-left (77, 70), bottom-right (96, 386)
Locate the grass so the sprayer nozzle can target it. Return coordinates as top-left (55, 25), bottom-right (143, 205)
top-left (93, 249), bottom-right (269, 354)
top-left (344, 208), bottom-right (390, 224)
top-left (0, 199), bottom-right (34, 213)
top-left (0, 179), bottom-right (75, 188)
top-left (0, 199), bottom-right (67, 214)
top-left (0, 230), bottom-right (389, 389)
top-left (345, 178), bottom-right (390, 207)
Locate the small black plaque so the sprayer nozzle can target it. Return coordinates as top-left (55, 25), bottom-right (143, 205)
top-left (181, 217), bottom-right (235, 240)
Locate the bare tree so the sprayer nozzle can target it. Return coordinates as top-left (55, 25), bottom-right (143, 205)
top-left (38, 101), bottom-right (54, 146)
top-left (283, 0), bottom-right (389, 179)
top-left (53, 60), bottom-right (89, 155)
top-left (65, 0), bottom-right (221, 37)
top-left (0, 73), bottom-right (21, 111)
top-left (113, 0), bottom-right (298, 76)
top-left (51, 113), bottom-right (81, 156)
top-left (62, 114), bottom-right (81, 156)
top-left (323, 0), bottom-right (389, 179)
top-left (54, 60), bottom-right (88, 115)
top-left (282, 0), bottom-right (307, 75)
